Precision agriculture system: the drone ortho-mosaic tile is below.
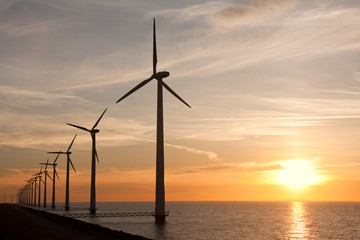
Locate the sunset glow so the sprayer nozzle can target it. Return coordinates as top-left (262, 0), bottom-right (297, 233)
top-left (1, 0), bottom-right (360, 203)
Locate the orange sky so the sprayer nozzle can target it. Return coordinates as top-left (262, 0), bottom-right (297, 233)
top-left (2, 0), bottom-right (360, 203)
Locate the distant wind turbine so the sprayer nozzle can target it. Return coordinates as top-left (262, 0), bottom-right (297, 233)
top-left (23, 182), bottom-right (31, 205)
top-left (33, 175), bottom-right (38, 206)
top-left (48, 134), bottom-right (77, 210)
top-left (67, 108), bottom-right (107, 215)
top-left (116, 18), bottom-right (191, 223)
top-left (26, 178), bottom-right (35, 206)
top-left (46, 153), bottom-right (61, 209)
top-left (39, 158), bottom-right (53, 208)
top-left (33, 166), bottom-right (44, 207)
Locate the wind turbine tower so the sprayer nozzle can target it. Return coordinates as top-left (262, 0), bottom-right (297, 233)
top-left (33, 167), bottom-right (43, 207)
top-left (30, 180), bottom-right (34, 205)
top-left (47, 153), bottom-right (61, 209)
top-left (116, 19), bottom-right (191, 223)
top-left (48, 134), bottom-right (77, 210)
top-left (67, 108), bottom-right (107, 215)
top-left (26, 178), bottom-right (35, 206)
top-left (33, 176), bottom-right (37, 206)
top-left (39, 158), bottom-right (53, 208)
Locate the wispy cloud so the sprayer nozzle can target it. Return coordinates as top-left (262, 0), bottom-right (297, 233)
top-left (211, 0), bottom-right (296, 27)
top-left (165, 143), bottom-right (221, 162)
top-left (149, 1), bottom-right (224, 24)
top-left (0, 63), bottom-right (29, 74)
top-left (0, 85), bottom-right (90, 105)
top-left (175, 162), bottom-right (283, 175)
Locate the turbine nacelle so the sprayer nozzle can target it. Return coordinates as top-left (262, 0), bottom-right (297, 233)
top-left (92, 129), bottom-right (100, 133)
top-left (154, 71), bottom-right (170, 80)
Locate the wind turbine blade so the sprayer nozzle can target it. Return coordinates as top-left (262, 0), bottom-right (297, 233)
top-left (54, 152), bottom-right (61, 164)
top-left (67, 134), bottom-right (77, 152)
top-left (45, 158), bottom-right (49, 171)
top-left (116, 77), bottom-right (153, 103)
top-left (69, 158), bottom-right (77, 173)
top-left (67, 123), bottom-right (90, 132)
top-left (95, 148), bottom-right (99, 163)
top-left (48, 151), bottom-right (63, 154)
top-left (47, 173), bottom-right (53, 181)
top-left (153, 18), bottom-right (157, 75)
top-left (55, 170), bottom-right (60, 180)
top-left (91, 108), bottom-right (107, 130)
top-left (162, 82), bottom-right (191, 108)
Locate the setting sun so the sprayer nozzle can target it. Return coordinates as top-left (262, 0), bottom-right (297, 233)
top-left (279, 160), bottom-right (316, 189)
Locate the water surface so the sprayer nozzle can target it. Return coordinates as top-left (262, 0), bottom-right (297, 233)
top-left (47, 201), bottom-right (360, 239)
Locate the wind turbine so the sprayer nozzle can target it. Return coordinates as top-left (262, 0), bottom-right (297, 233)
top-left (33, 175), bottom-right (38, 206)
top-left (116, 18), bottom-right (191, 223)
top-left (67, 108), bottom-right (107, 215)
top-left (25, 185), bottom-right (31, 205)
top-left (46, 153), bottom-right (61, 209)
top-left (20, 184), bottom-right (28, 205)
top-left (39, 158), bottom-right (53, 208)
top-left (26, 178), bottom-right (35, 206)
top-left (33, 167), bottom-right (44, 207)
top-left (48, 134), bottom-right (77, 211)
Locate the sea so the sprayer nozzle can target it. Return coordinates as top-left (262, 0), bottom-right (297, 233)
top-left (43, 201), bottom-right (360, 240)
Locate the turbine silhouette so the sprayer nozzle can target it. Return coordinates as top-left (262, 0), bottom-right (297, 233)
top-left (46, 153), bottom-right (61, 209)
top-left (116, 18), bottom-right (191, 223)
top-left (33, 166), bottom-right (44, 207)
top-left (48, 134), bottom-right (77, 210)
top-left (33, 174), bottom-right (38, 206)
top-left (26, 177), bottom-right (35, 206)
top-left (67, 108), bottom-right (107, 215)
top-left (39, 158), bottom-right (54, 208)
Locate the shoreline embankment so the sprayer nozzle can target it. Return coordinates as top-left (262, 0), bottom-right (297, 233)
top-left (0, 204), bottom-right (151, 240)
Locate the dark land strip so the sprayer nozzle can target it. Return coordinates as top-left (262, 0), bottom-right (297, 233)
top-left (0, 204), bottom-right (151, 240)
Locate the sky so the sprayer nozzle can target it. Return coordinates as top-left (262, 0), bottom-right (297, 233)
top-left (1, 0), bottom-right (360, 203)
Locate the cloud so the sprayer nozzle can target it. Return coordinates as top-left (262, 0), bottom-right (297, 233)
top-left (0, 168), bottom-right (38, 179)
top-left (0, 63), bottom-right (29, 73)
top-left (165, 143), bottom-right (221, 162)
top-left (0, 0), bottom-right (18, 13)
top-left (211, 0), bottom-right (296, 26)
top-left (0, 85), bottom-right (90, 105)
top-left (176, 162), bottom-right (283, 174)
top-left (149, 1), bottom-right (225, 23)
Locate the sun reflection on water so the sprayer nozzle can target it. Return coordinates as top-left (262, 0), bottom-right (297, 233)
top-left (289, 202), bottom-right (308, 239)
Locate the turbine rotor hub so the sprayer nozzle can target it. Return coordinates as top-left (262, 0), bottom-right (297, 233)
top-left (154, 71), bottom-right (170, 80)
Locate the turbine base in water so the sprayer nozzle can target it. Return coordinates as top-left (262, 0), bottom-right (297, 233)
top-left (155, 215), bottom-right (166, 223)
top-left (90, 209), bottom-right (96, 215)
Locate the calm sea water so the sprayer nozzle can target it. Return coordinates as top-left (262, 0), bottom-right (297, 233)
top-left (45, 202), bottom-right (360, 240)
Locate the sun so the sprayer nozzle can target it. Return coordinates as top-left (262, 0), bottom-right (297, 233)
top-left (278, 159), bottom-right (316, 189)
